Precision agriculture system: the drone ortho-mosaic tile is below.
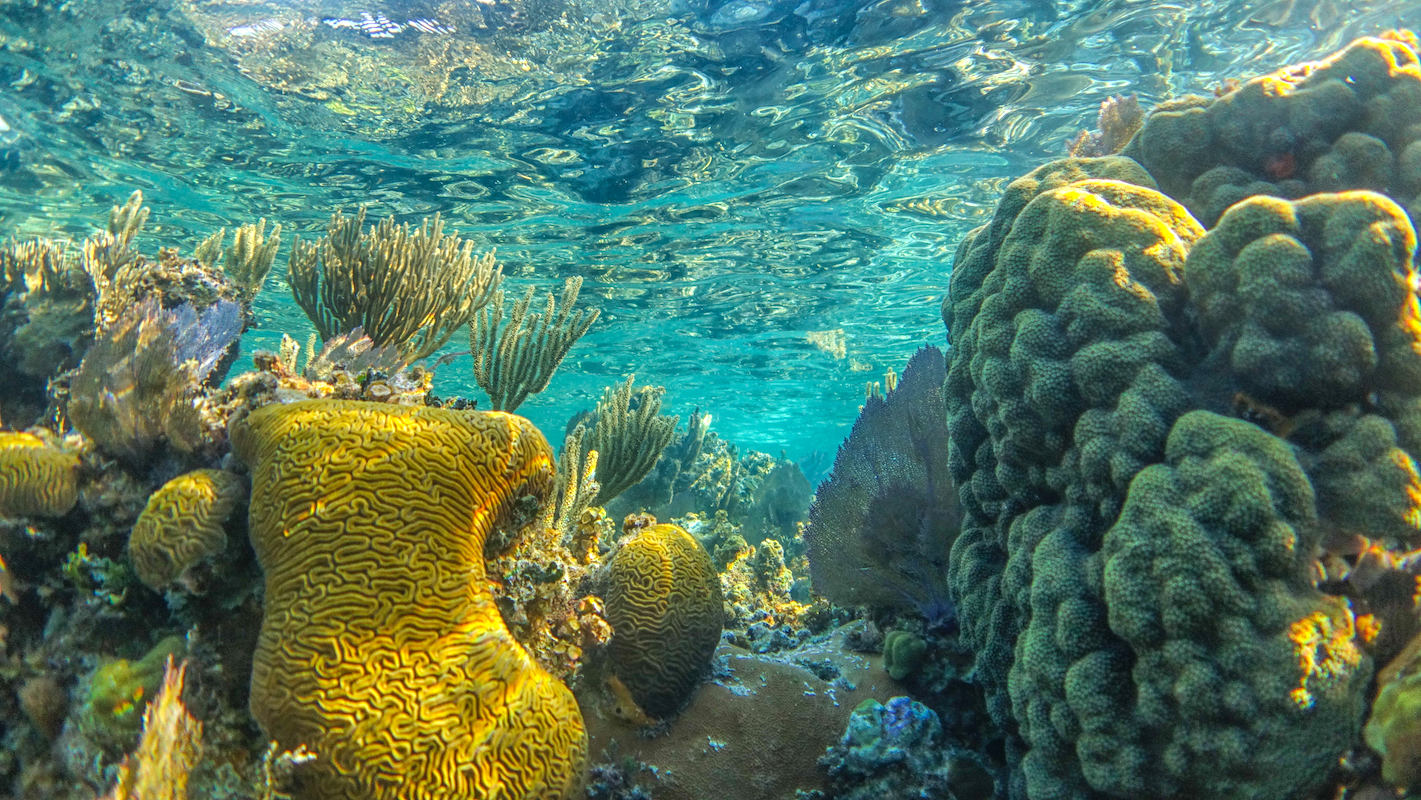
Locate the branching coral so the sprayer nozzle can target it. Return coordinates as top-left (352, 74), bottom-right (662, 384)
top-left (232, 399), bottom-right (586, 800)
top-left (101, 658), bottom-right (203, 800)
top-left (195, 219), bottom-right (282, 304)
top-left (0, 238), bottom-right (94, 423)
top-left (566, 376), bottom-right (678, 506)
top-left (805, 345), bottom-right (958, 618)
top-left (288, 207), bottom-right (502, 363)
top-left (470, 276), bottom-right (599, 411)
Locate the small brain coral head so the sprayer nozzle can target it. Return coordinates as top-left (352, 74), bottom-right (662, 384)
top-left (128, 469), bottom-right (245, 590)
top-left (233, 399), bottom-right (586, 800)
top-left (0, 431), bottom-right (79, 517)
top-left (605, 522), bottom-right (723, 719)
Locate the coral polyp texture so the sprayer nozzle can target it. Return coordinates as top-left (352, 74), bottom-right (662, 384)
top-left (127, 469), bottom-right (245, 590)
top-left (941, 143), bottom-right (1421, 796)
top-left (1122, 33), bottom-right (1421, 227)
top-left (231, 400), bottom-right (587, 800)
top-left (0, 431), bottom-right (79, 517)
top-left (604, 523), bottom-right (723, 718)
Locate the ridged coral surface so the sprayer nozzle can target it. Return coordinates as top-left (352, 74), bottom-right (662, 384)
top-left (0, 431), bottom-right (79, 517)
top-left (128, 469), bottom-right (244, 590)
top-left (605, 523), bottom-right (723, 718)
top-left (232, 399), bottom-right (587, 800)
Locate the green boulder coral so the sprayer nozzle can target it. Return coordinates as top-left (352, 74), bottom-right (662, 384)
top-left (943, 155), bottom-right (1417, 798)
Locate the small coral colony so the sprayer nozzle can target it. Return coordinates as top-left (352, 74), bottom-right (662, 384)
top-left (5, 30), bottom-right (1421, 800)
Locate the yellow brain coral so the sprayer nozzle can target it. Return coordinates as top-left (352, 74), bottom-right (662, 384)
top-left (231, 400), bottom-right (586, 800)
top-left (0, 431), bottom-right (79, 517)
top-left (128, 469), bottom-right (245, 590)
top-left (605, 523), bottom-right (724, 718)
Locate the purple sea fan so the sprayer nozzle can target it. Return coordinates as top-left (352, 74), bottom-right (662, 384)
top-left (805, 345), bottom-right (959, 619)
top-left (67, 298), bottom-right (240, 465)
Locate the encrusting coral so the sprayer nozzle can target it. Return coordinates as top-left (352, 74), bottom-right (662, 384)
top-left (232, 399), bottom-right (587, 800)
top-left (0, 430), bottom-right (79, 517)
top-left (603, 522), bottom-right (723, 719)
top-left (941, 141), bottom-right (1419, 794)
top-left (127, 469), bottom-right (245, 591)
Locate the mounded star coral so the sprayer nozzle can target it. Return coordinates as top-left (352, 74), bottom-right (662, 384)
top-left (127, 469), bottom-right (246, 591)
top-left (1122, 32), bottom-right (1421, 227)
top-left (231, 399), bottom-right (587, 800)
top-left (942, 152), bottom-right (1417, 797)
top-left (0, 430), bottom-right (80, 517)
top-left (604, 522), bottom-right (723, 719)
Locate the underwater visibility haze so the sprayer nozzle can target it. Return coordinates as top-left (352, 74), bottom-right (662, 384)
top-left (3, 0), bottom-right (1421, 799)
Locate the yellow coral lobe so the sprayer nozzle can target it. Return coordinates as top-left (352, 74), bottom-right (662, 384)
top-left (128, 469), bottom-right (245, 590)
top-left (232, 400), bottom-right (586, 800)
top-left (1287, 605), bottom-right (1366, 711)
top-left (605, 523), bottom-right (723, 719)
top-left (0, 431), bottom-right (79, 517)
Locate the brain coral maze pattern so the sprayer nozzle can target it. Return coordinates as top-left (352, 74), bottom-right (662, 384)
top-left (233, 399), bottom-right (587, 800)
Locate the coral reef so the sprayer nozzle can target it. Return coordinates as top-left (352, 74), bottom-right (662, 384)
top-left (127, 470), bottom-right (245, 591)
top-left (75, 635), bottom-right (187, 754)
top-left (806, 345), bottom-right (958, 617)
top-left (0, 239), bottom-right (94, 425)
top-left (941, 143), bottom-right (1418, 795)
top-left (571, 376), bottom-right (679, 506)
top-left (602, 522), bottom-right (722, 719)
top-left (0, 431), bottom-right (79, 517)
top-left (100, 657), bottom-right (202, 800)
top-left (67, 296), bottom-right (242, 467)
top-left (881, 630), bottom-right (927, 682)
top-left (288, 207), bottom-right (502, 363)
top-left (232, 399), bottom-right (586, 800)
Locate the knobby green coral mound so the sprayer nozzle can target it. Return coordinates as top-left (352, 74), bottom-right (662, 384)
top-left (128, 469), bottom-right (245, 590)
top-left (604, 523), bottom-right (723, 718)
top-left (1123, 32), bottom-right (1421, 227)
top-left (942, 152), bottom-right (1420, 798)
top-left (0, 431), bottom-right (79, 517)
top-left (232, 400), bottom-right (587, 800)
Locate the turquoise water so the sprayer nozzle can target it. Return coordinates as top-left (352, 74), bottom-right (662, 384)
top-left (0, 0), bottom-right (1413, 459)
